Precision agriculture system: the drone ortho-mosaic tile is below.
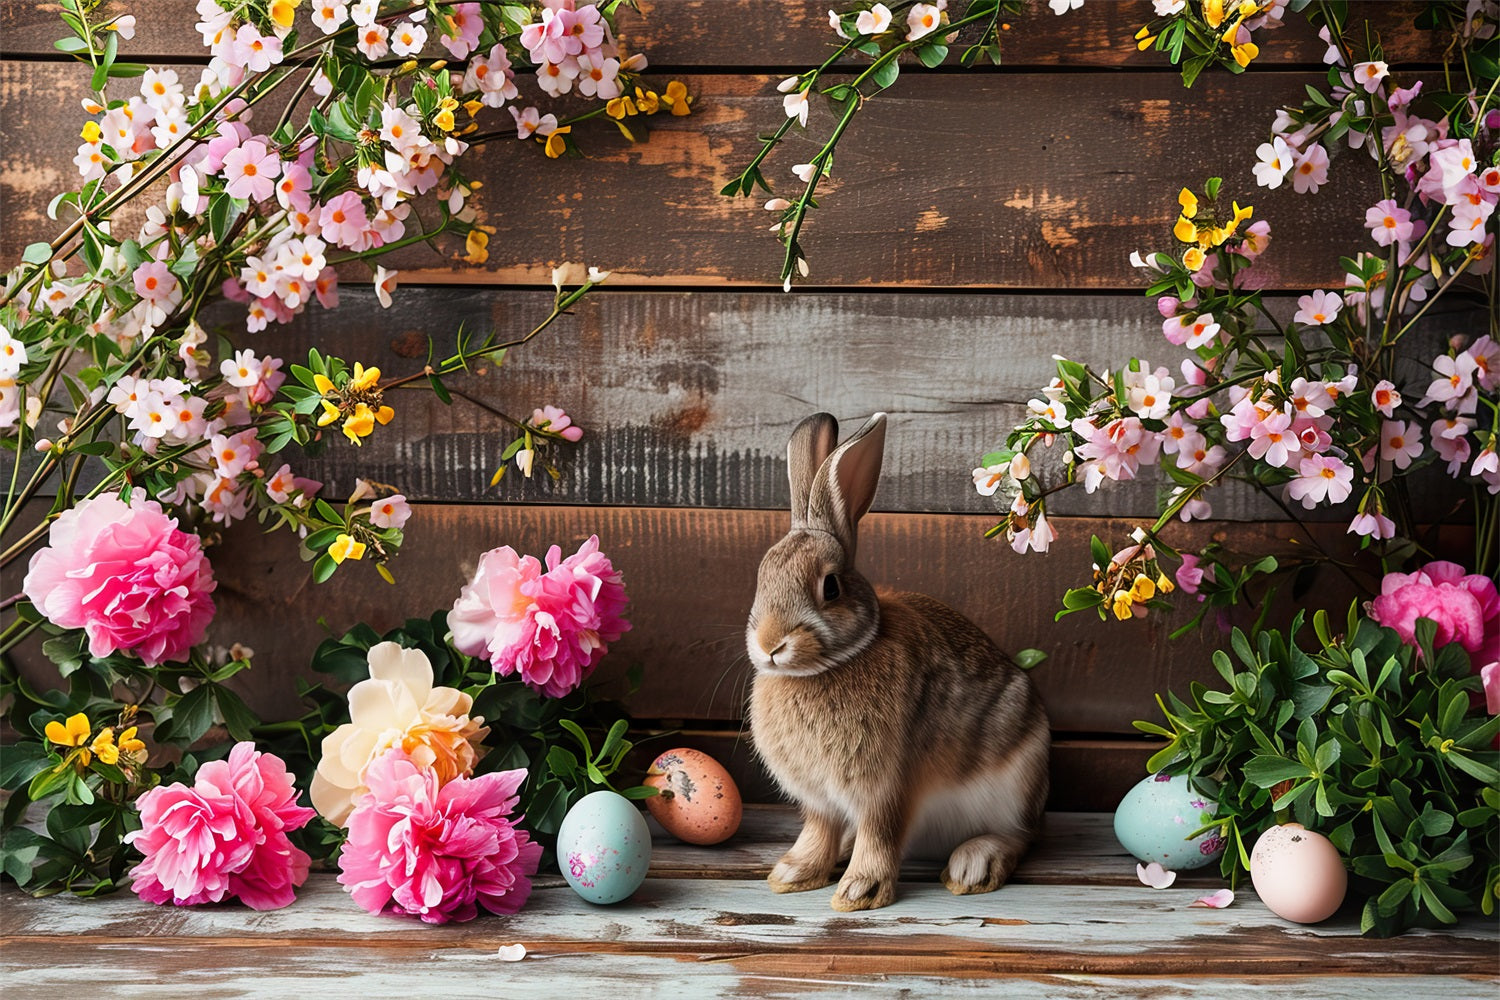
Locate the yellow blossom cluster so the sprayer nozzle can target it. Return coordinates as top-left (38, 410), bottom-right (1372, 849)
top-left (1172, 187), bottom-right (1253, 271)
top-left (1093, 540), bottom-right (1175, 621)
top-left (45, 712), bottom-right (147, 768)
top-left (315, 362), bottom-right (394, 445)
top-left (600, 81), bottom-right (694, 146)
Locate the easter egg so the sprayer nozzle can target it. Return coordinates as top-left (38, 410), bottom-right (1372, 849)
top-left (644, 748), bottom-right (743, 845)
top-left (1112, 772), bottom-right (1224, 870)
top-left (1250, 823), bottom-right (1347, 923)
top-left (557, 790), bottom-right (652, 904)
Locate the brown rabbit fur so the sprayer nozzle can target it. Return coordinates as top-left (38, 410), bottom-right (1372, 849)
top-left (747, 412), bottom-right (1051, 912)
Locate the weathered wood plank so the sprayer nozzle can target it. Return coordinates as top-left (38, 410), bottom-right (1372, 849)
top-left (2, 63), bottom-right (1390, 289)
top-left (646, 807), bottom-right (1218, 886)
top-left (4, 876), bottom-right (1495, 977)
top-left (2, 942), bottom-right (1490, 1000)
top-left (633, 732), bottom-right (1156, 811)
top-left (5, 504), bottom-right (1362, 729)
top-left (1, 942), bottom-right (1492, 1000)
top-left (244, 287), bottom-right (1474, 519)
top-left (0, 1), bottom-right (1445, 66)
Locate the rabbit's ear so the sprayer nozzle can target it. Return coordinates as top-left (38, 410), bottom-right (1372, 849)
top-left (808, 412), bottom-right (886, 552)
top-left (788, 412), bottom-right (840, 529)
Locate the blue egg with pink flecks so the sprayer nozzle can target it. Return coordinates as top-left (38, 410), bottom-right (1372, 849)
top-left (557, 790), bottom-right (653, 904)
top-left (1113, 772), bottom-right (1224, 870)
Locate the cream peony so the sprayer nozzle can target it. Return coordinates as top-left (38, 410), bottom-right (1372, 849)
top-left (311, 642), bottom-right (489, 827)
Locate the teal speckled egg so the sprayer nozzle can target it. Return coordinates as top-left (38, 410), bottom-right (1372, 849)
top-left (557, 790), bottom-right (653, 904)
top-left (1113, 772), bottom-right (1224, 871)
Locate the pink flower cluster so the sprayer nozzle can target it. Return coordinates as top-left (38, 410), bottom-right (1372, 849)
top-left (103, 351), bottom-right (320, 526)
top-left (519, 1), bottom-right (629, 101)
top-left (125, 742), bottom-right (316, 909)
top-left (1370, 561), bottom-right (1499, 673)
top-left (448, 534), bottom-right (631, 698)
top-left (1258, 58), bottom-right (1497, 270)
top-left (336, 752), bottom-right (540, 924)
top-left (22, 492), bottom-right (215, 665)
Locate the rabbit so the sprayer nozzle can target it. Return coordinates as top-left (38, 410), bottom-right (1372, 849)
top-left (746, 411), bottom-right (1051, 912)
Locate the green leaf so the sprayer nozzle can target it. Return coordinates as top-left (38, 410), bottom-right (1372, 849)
top-left (22, 242), bottom-right (52, 266)
top-left (0, 743), bottom-right (55, 791)
top-left (1013, 648), bottom-right (1047, 670)
top-left (311, 554), bottom-right (339, 584)
top-left (618, 784), bottom-right (660, 800)
top-left (53, 36), bottom-right (89, 53)
top-left (168, 685), bottom-right (215, 746)
top-left (917, 43), bottom-right (948, 69)
top-left (871, 60), bottom-right (899, 90)
top-left (1241, 756), bottom-right (1312, 788)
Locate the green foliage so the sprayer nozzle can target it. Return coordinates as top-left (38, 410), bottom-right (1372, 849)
top-left (1137, 609), bottom-right (1500, 936)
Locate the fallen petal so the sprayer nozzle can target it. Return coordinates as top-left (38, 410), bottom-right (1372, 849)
top-left (1137, 862), bottom-right (1178, 889)
top-left (497, 944), bottom-right (527, 962)
top-left (1190, 889), bottom-right (1236, 909)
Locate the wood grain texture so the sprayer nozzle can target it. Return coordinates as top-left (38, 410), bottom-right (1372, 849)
top-left (3, 872), bottom-right (1495, 978)
top-left (4, 946), bottom-right (1490, 1000)
top-left (632, 732), bottom-right (1157, 811)
top-left (0, 1), bottom-right (1445, 66)
top-left (26, 503), bottom-right (1357, 730)
top-left (645, 807), bottom-right (1214, 885)
top-left (243, 286), bottom-right (1474, 518)
top-left (2, 62), bottom-right (1390, 289)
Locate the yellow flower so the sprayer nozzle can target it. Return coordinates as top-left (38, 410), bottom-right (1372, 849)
top-left (635, 87), bottom-right (660, 115)
top-left (1137, 32), bottom-right (1157, 51)
top-left (434, 109), bottom-right (456, 132)
top-left (606, 96), bottom-right (637, 119)
top-left (1178, 187), bottom-right (1198, 219)
top-left (1231, 41), bottom-right (1259, 67)
top-left (544, 126), bottom-right (572, 159)
top-left (464, 228), bottom-right (490, 264)
top-left (81, 121), bottom-right (101, 143)
top-left (1111, 590), bottom-right (1134, 621)
top-left (439, 96), bottom-right (459, 112)
top-left (1156, 573), bottom-right (1176, 595)
top-left (1203, 0), bottom-right (1226, 29)
top-left (118, 726), bottom-right (146, 758)
top-left (45, 713), bottom-right (91, 748)
top-left (1183, 246), bottom-right (1207, 271)
top-left (329, 533), bottom-right (367, 564)
top-left (1227, 200), bottom-right (1253, 235)
top-left (349, 362), bottom-right (381, 392)
top-left (463, 99), bottom-right (485, 117)
top-left (318, 399), bottom-right (342, 427)
top-left (91, 727), bottom-right (120, 766)
top-left (1129, 573), bottom-right (1157, 603)
top-left (375, 405), bottom-right (395, 425)
top-left (1173, 216), bottom-right (1198, 244)
top-left (662, 80), bottom-right (693, 116)
top-left (342, 403), bottom-right (377, 444)
top-left (270, 0), bottom-right (299, 28)
top-left (314, 372), bottom-right (337, 396)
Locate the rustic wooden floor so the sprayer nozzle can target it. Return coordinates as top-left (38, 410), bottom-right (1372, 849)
top-left (3, 807), bottom-right (1494, 998)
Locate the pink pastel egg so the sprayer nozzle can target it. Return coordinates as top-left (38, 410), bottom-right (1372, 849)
top-left (644, 747), bottom-right (742, 845)
top-left (1249, 823), bottom-right (1347, 924)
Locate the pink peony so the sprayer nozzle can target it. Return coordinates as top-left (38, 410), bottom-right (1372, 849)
top-left (125, 742), bottom-right (315, 909)
top-left (448, 535), bottom-right (630, 698)
top-left (336, 752), bottom-right (540, 923)
top-left (1370, 561), bottom-right (1499, 663)
top-left (23, 492), bottom-right (216, 665)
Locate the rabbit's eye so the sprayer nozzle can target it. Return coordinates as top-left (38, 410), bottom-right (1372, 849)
top-left (822, 574), bottom-right (840, 602)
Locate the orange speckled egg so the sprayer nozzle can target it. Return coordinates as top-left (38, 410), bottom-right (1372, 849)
top-left (644, 747), bottom-right (742, 845)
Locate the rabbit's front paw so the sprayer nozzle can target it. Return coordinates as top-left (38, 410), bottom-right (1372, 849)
top-left (768, 853), bottom-right (834, 893)
top-left (830, 869), bottom-right (896, 911)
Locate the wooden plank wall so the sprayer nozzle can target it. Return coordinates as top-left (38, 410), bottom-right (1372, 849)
top-left (0, 1), bottom-right (1442, 810)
